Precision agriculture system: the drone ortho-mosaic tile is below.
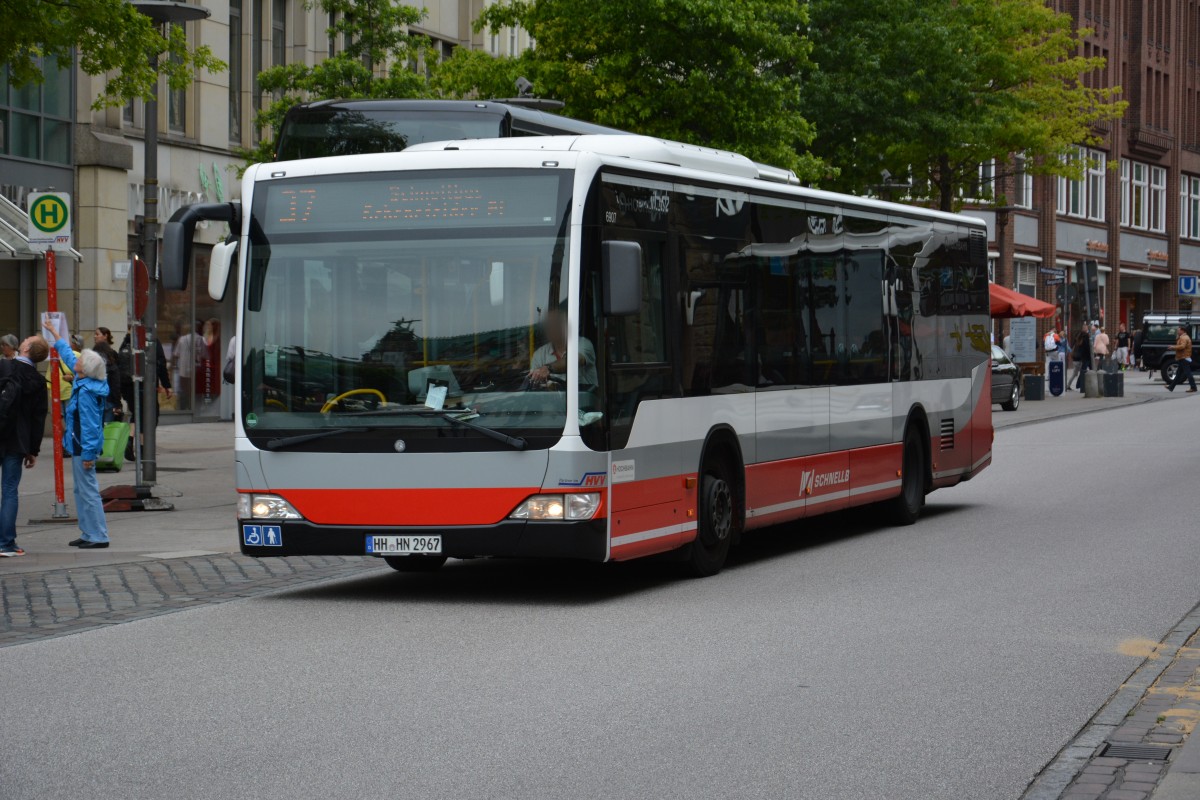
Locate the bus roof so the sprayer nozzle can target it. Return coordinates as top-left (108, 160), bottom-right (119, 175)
top-left (400, 134), bottom-right (985, 228)
top-left (282, 98), bottom-right (629, 137)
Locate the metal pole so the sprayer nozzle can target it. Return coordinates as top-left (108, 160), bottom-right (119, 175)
top-left (141, 46), bottom-right (160, 485)
top-left (45, 249), bottom-right (69, 517)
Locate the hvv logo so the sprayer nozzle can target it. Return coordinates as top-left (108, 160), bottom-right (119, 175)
top-left (799, 469), bottom-right (850, 495)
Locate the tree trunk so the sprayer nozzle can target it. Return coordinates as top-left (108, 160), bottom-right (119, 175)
top-left (938, 153), bottom-right (954, 212)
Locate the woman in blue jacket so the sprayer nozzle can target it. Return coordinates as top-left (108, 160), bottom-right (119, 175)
top-left (44, 327), bottom-right (110, 548)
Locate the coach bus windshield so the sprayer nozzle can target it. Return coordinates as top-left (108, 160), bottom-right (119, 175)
top-left (239, 169), bottom-right (574, 453)
top-left (275, 108), bottom-right (506, 160)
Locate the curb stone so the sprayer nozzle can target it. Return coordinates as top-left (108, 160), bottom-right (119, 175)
top-left (1021, 599), bottom-right (1200, 800)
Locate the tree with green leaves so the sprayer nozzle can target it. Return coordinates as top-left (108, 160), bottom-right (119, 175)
top-left (803, 0), bottom-right (1126, 210)
top-left (240, 0), bottom-right (431, 165)
top-left (1, 0), bottom-right (222, 108)
top-left (434, 0), bottom-right (821, 180)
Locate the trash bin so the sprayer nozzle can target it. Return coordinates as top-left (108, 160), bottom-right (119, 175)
top-left (1024, 375), bottom-right (1044, 401)
top-left (1048, 361), bottom-right (1065, 396)
top-left (1103, 371), bottom-right (1124, 397)
top-left (1084, 371), bottom-right (1102, 397)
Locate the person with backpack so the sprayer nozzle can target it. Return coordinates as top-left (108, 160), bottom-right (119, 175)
top-left (0, 336), bottom-right (50, 557)
top-left (1043, 327), bottom-right (1063, 374)
top-left (43, 324), bottom-right (111, 549)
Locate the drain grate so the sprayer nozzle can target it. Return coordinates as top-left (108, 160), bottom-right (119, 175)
top-left (1099, 743), bottom-right (1173, 761)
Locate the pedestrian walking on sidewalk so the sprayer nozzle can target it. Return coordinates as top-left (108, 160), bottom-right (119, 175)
top-left (1092, 324), bottom-right (1110, 371)
top-left (1070, 323), bottom-right (1092, 391)
top-left (43, 326), bottom-right (111, 548)
top-left (0, 337), bottom-right (50, 557)
top-left (1114, 323), bottom-right (1131, 370)
top-left (1165, 324), bottom-right (1197, 393)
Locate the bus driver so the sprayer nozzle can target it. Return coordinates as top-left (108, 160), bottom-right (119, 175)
top-left (529, 308), bottom-right (598, 388)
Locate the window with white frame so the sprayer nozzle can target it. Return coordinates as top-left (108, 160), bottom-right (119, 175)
top-left (960, 160), bottom-right (995, 201)
top-left (1013, 154), bottom-right (1033, 209)
top-left (1149, 166), bottom-right (1166, 232)
top-left (1017, 262), bottom-right (1037, 297)
top-left (1183, 175), bottom-right (1200, 240)
top-left (1120, 159), bottom-right (1130, 226)
top-left (1130, 160), bottom-right (1149, 229)
top-left (1121, 158), bottom-right (1168, 231)
top-left (1087, 153), bottom-right (1106, 220)
top-left (1057, 146), bottom-right (1105, 221)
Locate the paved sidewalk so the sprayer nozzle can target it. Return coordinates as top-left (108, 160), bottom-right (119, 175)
top-left (0, 553), bottom-right (385, 647)
top-left (0, 421), bottom-right (241, 576)
top-left (1022, 600), bottom-right (1200, 800)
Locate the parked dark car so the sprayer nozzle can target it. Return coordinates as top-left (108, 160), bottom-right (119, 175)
top-left (1138, 314), bottom-right (1200, 382)
top-left (991, 345), bottom-right (1022, 411)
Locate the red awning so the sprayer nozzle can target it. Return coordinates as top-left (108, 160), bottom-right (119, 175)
top-left (989, 283), bottom-right (1057, 319)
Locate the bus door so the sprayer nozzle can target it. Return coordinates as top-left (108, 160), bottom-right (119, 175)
top-left (603, 233), bottom-right (685, 560)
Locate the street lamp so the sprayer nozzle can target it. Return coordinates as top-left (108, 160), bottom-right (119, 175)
top-left (130, 1), bottom-right (209, 487)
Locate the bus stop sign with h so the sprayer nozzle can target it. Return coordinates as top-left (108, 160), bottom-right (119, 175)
top-left (27, 193), bottom-right (73, 520)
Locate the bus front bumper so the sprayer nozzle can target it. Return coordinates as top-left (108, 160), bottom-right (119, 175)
top-left (237, 519), bottom-right (608, 562)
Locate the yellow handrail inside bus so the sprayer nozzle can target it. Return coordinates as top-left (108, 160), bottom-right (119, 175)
top-left (320, 388), bottom-right (387, 414)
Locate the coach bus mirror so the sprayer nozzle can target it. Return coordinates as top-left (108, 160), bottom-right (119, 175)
top-left (490, 262), bottom-right (504, 306)
top-left (163, 202), bottom-right (240, 291)
top-left (602, 241), bottom-right (642, 316)
top-left (208, 238), bottom-right (238, 302)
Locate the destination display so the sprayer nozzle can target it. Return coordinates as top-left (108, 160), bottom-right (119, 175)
top-left (260, 171), bottom-right (565, 233)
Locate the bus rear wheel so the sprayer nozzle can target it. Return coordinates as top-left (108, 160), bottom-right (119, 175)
top-left (684, 462), bottom-right (736, 577)
top-left (383, 556), bottom-right (448, 572)
top-left (885, 427), bottom-right (926, 526)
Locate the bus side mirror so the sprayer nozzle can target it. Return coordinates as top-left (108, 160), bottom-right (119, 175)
top-left (209, 238), bottom-right (238, 301)
top-left (602, 241), bottom-right (642, 316)
top-left (163, 202), bottom-right (240, 291)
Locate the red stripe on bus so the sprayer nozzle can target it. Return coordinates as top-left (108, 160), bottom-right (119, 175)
top-left (272, 487), bottom-right (540, 526)
top-left (611, 474), bottom-right (685, 512)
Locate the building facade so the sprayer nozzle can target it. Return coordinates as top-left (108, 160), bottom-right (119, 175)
top-left (0, 0), bottom-right (529, 420)
top-left (975, 0), bottom-right (1200, 346)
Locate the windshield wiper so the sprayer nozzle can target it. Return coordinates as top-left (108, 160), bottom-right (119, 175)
top-left (335, 407), bottom-right (527, 451)
top-left (265, 427), bottom-right (374, 451)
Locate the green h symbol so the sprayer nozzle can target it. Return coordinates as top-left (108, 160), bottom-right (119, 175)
top-left (37, 204), bottom-right (61, 227)
top-left (31, 196), bottom-right (68, 233)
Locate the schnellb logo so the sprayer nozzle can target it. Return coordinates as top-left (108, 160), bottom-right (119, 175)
top-left (800, 468), bottom-right (850, 495)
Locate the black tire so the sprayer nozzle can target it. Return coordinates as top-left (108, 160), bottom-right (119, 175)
top-left (1000, 382), bottom-right (1020, 412)
top-left (885, 426), bottom-right (926, 526)
top-left (1162, 361), bottom-right (1178, 384)
top-left (383, 555), bottom-right (448, 572)
top-left (683, 462), bottom-right (737, 577)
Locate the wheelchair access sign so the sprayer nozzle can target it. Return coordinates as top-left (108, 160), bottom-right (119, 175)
top-left (1180, 275), bottom-right (1200, 297)
top-left (242, 524), bottom-right (283, 547)
top-left (26, 192), bottom-right (72, 253)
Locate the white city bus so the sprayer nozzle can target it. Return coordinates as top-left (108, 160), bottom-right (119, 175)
top-left (165, 135), bottom-right (992, 576)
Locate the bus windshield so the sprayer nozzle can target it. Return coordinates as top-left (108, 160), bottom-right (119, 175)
top-left (240, 168), bottom-right (575, 452)
top-left (275, 109), bottom-right (506, 160)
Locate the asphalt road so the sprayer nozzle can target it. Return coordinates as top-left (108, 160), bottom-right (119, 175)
top-left (3, 399), bottom-right (1199, 800)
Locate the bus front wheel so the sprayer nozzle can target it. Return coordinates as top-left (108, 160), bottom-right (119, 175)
top-left (383, 556), bottom-right (447, 572)
top-left (684, 462), bottom-right (736, 577)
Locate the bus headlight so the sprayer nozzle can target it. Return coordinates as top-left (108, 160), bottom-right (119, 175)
top-left (509, 493), bottom-right (601, 521)
top-left (238, 493), bottom-right (303, 520)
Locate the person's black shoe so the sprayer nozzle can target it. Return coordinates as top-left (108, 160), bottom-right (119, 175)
top-left (68, 538), bottom-right (86, 546)
top-left (76, 540), bottom-right (109, 549)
